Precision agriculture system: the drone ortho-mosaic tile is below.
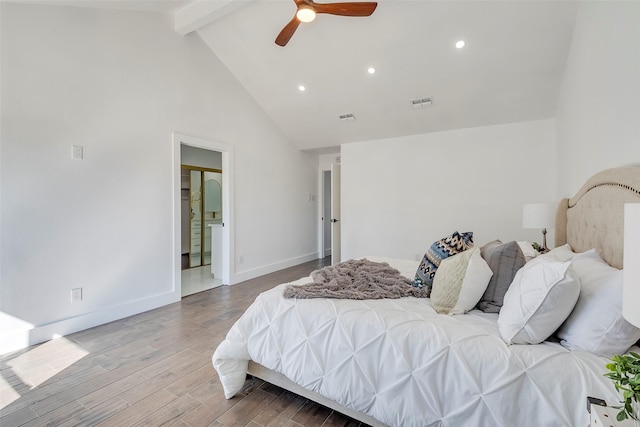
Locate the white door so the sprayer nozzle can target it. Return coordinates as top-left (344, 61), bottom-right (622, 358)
top-left (330, 163), bottom-right (341, 265)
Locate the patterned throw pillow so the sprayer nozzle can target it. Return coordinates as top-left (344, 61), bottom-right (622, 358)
top-left (413, 231), bottom-right (474, 294)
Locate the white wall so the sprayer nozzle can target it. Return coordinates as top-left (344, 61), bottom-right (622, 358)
top-left (341, 119), bottom-right (556, 261)
top-left (555, 1), bottom-right (640, 196)
top-left (0, 3), bottom-right (317, 353)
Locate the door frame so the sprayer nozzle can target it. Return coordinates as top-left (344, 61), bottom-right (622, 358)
top-left (172, 132), bottom-right (233, 297)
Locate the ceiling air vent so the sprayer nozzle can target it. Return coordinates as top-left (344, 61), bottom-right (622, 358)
top-left (411, 97), bottom-right (434, 109)
top-left (339, 113), bottom-right (356, 122)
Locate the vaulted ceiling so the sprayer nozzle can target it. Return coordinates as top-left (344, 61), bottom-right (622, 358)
top-left (14, 0), bottom-right (580, 152)
top-left (183, 0), bottom-right (578, 152)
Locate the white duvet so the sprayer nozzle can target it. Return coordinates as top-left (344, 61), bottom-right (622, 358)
top-left (212, 257), bottom-right (623, 427)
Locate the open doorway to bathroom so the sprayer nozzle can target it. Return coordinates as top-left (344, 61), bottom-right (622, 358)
top-left (179, 144), bottom-right (224, 297)
top-left (173, 132), bottom-right (233, 298)
top-left (181, 165), bottom-right (222, 268)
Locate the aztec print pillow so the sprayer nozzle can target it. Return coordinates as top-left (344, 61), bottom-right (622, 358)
top-left (413, 231), bottom-right (474, 294)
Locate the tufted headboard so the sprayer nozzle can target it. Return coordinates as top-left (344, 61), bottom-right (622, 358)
top-left (555, 166), bottom-right (640, 269)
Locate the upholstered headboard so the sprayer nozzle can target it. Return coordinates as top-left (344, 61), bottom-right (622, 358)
top-left (555, 166), bottom-right (640, 269)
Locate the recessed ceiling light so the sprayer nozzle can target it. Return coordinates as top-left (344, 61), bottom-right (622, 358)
top-left (455, 40), bottom-right (466, 49)
top-left (298, 85), bottom-right (306, 92)
top-left (367, 67), bottom-right (376, 74)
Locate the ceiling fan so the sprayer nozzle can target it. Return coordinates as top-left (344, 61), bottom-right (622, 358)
top-left (275, 0), bottom-right (378, 47)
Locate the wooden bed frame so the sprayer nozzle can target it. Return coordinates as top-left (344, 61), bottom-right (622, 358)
top-left (248, 165), bottom-right (640, 427)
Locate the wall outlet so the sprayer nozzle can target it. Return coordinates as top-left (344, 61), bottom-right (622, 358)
top-left (414, 254), bottom-right (421, 261)
top-left (238, 255), bottom-right (244, 264)
top-left (71, 288), bottom-right (82, 302)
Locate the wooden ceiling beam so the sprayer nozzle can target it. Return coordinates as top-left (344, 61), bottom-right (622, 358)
top-left (174, 0), bottom-right (253, 35)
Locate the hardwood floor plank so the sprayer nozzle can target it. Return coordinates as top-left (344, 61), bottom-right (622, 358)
top-left (251, 390), bottom-right (307, 427)
top-left (76, 371), bottom-right (149, 410)
top-left (137, 349), bottom-right (207, 379)
top-left (95, 389), bottom-right (179, 426)
top-left (1, 365), bottom-right (108, 416)
top-left (29, 345), bottom-right (167, 416)
top-left (321, 411), bottom-right (363, 427)
top-left (166, 364), bottom-right (220, 401)
top-left (291, 401), bottom-right (333, 426)
top-left (118, 351), bottom-right (211, 406)
top-left (0, 405), bottom-right (38, 427)
top-left (178, 391), bottom-right (245, 426)
top-left (57, 397), bottom-right (130, 427)
top-left (21, 399), bottom-right (86, 427)
top-left (131, 394), bottom-right (201, 427)
top-left (214, 389), bottom-right (277, 426)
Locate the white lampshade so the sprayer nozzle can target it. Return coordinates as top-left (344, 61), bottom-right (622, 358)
top-left (523, 203), bottom-right (557, 229)
top-left (623, 203), bottom-right (640, 328)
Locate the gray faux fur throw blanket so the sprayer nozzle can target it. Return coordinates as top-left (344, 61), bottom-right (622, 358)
top-left (283, 258), bottom-right (429, 300)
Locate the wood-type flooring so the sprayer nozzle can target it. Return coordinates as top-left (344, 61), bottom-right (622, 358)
top-left (0, 257), bottom-right (371, 427)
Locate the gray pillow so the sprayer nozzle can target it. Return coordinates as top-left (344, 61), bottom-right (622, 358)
top-left (477, 240), bottom-right (526, 313)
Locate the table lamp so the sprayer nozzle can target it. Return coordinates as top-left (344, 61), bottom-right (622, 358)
top-left (523, 202), bottom-right (557, 253)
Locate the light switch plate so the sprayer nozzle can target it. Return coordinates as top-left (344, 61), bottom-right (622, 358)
top-left (72, 145), bottom-right (83, 160)
top-left (71, 288), bottom-right (83, 302)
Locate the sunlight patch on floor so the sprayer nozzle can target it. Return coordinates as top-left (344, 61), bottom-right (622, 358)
top-left (0, 377), bottom-right (21, 409)
top-left (1, 337), bottom-right (89, 409)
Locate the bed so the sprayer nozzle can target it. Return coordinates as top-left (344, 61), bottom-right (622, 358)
top-left (212, 166), bottom-right (640, 427)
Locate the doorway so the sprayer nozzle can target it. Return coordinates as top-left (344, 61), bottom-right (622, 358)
top-left (320, 163), bottom-right (341, 265)
top-left (173, 133), bottom-right (233, 299)
top-left (322, 170), bottom-right (331, 258)
top-left (181, 165), bottom-right (222, 270)
top-left (330, 163), bottom-right (341, 265)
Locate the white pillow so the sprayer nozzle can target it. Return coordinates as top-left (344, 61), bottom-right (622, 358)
top-left (557, 253), bottom-right (640, 357)
top-left (431, 248), bottom-right (493, 315)
top-left (498, 258), bottom-right (580, 344)
top-left (538, 244), bottom-right (579, 262)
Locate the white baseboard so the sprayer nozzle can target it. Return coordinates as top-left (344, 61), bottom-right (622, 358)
top-left (232, 252), bottom-right (319, 284)
top-left (0, 292), bottom-right (179, 355)
top-left (1, 253), bottom-right (321, 355)
top-left (324, 248), bottom-right (331, 257)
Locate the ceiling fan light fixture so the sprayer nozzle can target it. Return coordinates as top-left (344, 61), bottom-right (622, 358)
top-left (296, 7), bottom-right (316, 23)
top-left (276, 0), bottom-right (377, 46)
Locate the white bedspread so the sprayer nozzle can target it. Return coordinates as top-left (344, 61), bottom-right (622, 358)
top-left (212, 257), bottom-right (624, 427)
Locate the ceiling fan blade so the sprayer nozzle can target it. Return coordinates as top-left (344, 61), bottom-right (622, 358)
top-left (275, 17), bottom-right (301, 47)
top-left (313, 2), bottom-right (377, 17)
